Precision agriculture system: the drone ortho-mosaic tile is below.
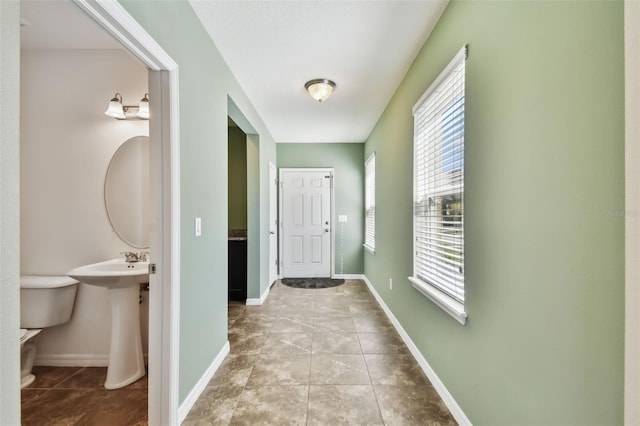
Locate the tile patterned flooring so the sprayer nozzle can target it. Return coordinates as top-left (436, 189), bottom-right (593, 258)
top-left (184, 279), bottom-right (456, 426)
top-left (21, 366), bottom-right (147, 425)
top-left (20, 279), bottom-right (455, 425)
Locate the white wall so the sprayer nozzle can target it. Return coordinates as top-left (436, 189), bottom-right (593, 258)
top-left (20, 49), bottom-right (149, 364)
top-left (1, 1), bottom-right (22, 424)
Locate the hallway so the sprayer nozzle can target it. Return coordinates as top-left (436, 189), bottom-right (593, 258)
top-left (184, 279), bottom-right (456, 425)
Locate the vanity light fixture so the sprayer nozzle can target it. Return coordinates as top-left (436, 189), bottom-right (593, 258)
top-left (105, 93), bottom-right (126, 119)
top-left (305, 79), bottom-right (336, 103)
top-left (104, 92), bottom-right (150, 120)
top-left (136, 93), bottom-right (150, 119)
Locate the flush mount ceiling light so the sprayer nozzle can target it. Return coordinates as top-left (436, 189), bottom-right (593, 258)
top-left (305, 79), bottom-right (336, 103)
top-left (105, 92), bottom-right (150, 120)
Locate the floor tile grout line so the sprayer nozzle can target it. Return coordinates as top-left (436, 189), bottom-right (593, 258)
top-left (370, 384), bottom-right (389, 426)
top-left (356, 282), bottom-right (388, 425)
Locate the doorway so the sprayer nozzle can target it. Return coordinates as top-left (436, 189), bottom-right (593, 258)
top-left (14, 1), bottom-right (180, 424)
top-left (1, 1), bottom-right (178, 424)
top-left (228, 118), bottom-right (248, 302)
top-left (279, 168), bottom-right (334, 278)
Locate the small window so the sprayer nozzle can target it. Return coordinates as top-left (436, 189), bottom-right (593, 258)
top-left (409, 45), bottom-right (467, 325)
top-left (364, 152), bottom-right (376, 253)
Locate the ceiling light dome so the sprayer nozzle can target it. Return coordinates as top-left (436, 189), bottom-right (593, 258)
top-left (305, 79), bottom-right (336, 103)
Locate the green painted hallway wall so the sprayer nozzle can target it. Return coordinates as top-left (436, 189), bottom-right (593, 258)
top-left (120, 0), bottom-right (278, 404)
top-left (364, 0), bottom-right (624, 423)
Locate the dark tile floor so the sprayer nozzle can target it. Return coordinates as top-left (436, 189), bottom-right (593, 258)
top-left (21, 366), bottom-right (147, 426)
top-left (184, 279), bottom-right (457, 426)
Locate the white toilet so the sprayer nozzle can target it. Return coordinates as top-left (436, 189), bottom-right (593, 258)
top-left (20, 275), bottom-right (79, 388)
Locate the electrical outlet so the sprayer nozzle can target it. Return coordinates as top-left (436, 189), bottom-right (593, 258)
top-left (389, 278), bottom-right (393, 290)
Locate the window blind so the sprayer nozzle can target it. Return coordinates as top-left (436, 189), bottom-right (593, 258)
top-left (364, 152), bottom-right (376, 252)
top-left (412, 46), bottom-right (466, 303)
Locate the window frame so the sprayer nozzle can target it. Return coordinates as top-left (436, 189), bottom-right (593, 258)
top-left (409, 45), bottom-right (468, 325)
top-left (364, 152), bottom-right (376, 254)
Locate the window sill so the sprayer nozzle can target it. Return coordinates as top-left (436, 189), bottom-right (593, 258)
top-left (363, 244), bottom-right (375, 255)
top-left (408, 276), bottom-right (467, 325)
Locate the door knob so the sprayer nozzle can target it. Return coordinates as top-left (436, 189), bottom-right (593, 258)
top-left (270, 231), bottom-right (275, 235)
top-left (324, 228), bottom-right (329, 233)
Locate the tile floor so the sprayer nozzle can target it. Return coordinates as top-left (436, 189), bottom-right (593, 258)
top-left (184, 279), bottom-right (456, 426)
top-left (21, 366), bottom-right (147, 425)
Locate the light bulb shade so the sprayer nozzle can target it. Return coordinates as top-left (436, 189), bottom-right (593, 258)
top-left (305, 79), bottom-right (336, 102)
top-left (105, 93), bottom-right (126, 119)
top-left (136, 93), bottom-right (150, 119)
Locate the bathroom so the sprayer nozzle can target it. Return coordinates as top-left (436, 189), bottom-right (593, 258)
top-left (20, 1), bottom-right (150, 422)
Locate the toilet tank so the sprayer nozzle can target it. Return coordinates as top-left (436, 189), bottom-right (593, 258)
top-left (20, 275), bottom-right (79, 329)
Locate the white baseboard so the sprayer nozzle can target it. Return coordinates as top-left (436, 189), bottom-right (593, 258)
top-left (246, 283), bottom-right (272, 305)
top-left (178, 341), bottom-right (230, 424)
top-left (34, 354), bottom-right (108, 367)
top-left (333, 274), bottom-right (366, 280)
top-left (35, 353), bottom-right (150, 367)
top-left (361, 275), bottom-right (472, 426)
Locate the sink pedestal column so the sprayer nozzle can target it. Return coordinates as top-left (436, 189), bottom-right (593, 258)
top-left (105, 284), bottom-right (145, 389)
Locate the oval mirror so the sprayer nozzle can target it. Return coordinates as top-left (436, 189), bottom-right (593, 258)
top-left (104, 135), bottom-right (150, 249)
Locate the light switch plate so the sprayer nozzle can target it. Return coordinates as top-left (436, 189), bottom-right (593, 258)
top-left (195, 217), bottom-right (202, 237)
top-left (338, 215), bottom-right (348, 223)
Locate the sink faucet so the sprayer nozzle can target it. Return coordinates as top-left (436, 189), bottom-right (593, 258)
top-left (121, 252), bottom-right (140, 263)
top-left (121, 251), bottom-right (149, 263)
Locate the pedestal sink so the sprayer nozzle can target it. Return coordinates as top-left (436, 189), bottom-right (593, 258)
top-left (68, 258), bottom-right (148, 389)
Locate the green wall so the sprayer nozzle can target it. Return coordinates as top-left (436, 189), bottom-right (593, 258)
top-left (277, 143), bottom-right (364, 275)
top-left (228, 126), bottom-right (247, 230)
top-left (120, 0), bottom-right (277, 403)
top-left (364, 1), bottom-right (624, 424)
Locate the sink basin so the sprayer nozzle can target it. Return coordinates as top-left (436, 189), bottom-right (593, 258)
top-left (67, 258), bottom-right (149, 389)
top-left (67, 258), bottom-right (149, 289)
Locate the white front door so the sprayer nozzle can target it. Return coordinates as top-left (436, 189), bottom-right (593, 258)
top-left (280, 169), bottom-right (332, 278)
top-left (269, 162), bottom-right (278, 284)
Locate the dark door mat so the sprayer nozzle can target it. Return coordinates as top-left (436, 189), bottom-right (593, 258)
top-left (281, 278), bottom-right (345, 289)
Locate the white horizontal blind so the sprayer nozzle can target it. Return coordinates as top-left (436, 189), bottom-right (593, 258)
top-left (364, 152), bottom-right (376, 252)
top-left (413, 46), bottom-right (466, 303)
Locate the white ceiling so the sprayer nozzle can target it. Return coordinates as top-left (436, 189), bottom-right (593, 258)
top-left (20, 0), bottom-right (448, 143)
top-left (20, 0), bottom-right (122, 50)
top-left (190, 0), bottom-right (448, 143)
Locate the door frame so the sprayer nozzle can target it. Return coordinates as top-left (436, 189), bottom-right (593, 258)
top-left (279, 168), bottom-right (335, 278)
top-left (625, 1), bottom-right (640, 423)
top-left (73, 2), bottom-right (180, 425)
top-left (269, 162), bottom-right (278, 284)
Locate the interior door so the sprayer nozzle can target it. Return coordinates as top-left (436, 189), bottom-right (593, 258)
top-left (269, 162), bottom-right (278, 284)
top-left (280, 169), bottom-right (332, 278)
